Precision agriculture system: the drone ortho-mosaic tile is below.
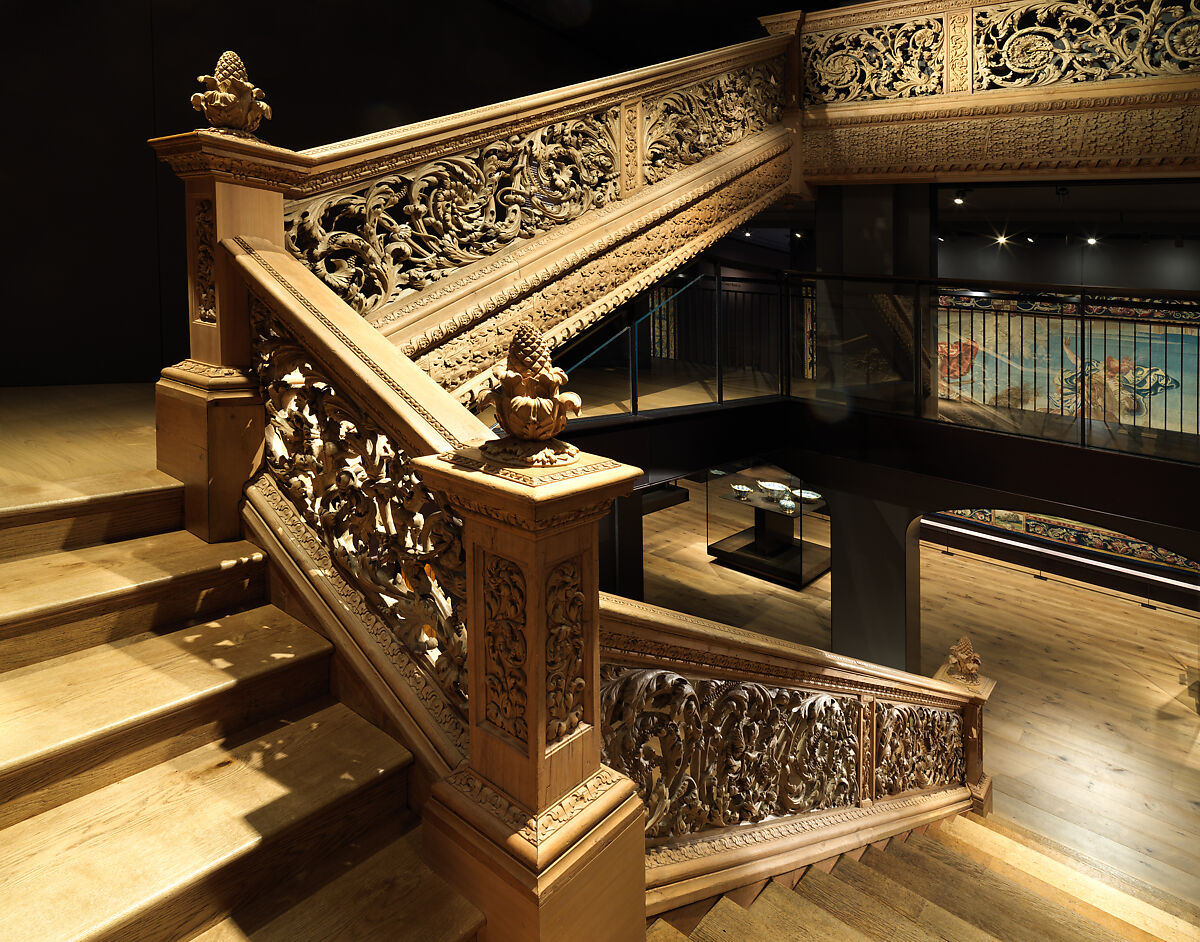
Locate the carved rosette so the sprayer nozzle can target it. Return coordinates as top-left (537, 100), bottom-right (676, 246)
top-left (545, 558), bottom-right (586, 748)
top-left (802, 18), bottom-right (946, 105)
top-left (974, 0), bottom-right (1200, 90)
top-left (284, 108), bottom-right (620, 318)
top-left (482, 553), bottom-right (530, 748)
top-left (874, 700), bottom-right (965, 797)
top-left (599, 667), bottom-right (860, 841)
top-left (248, 299), bottom-right (469, 713)
top-left (193, 200), bottom-right (217, 324)
top-left (644, 60), bottom-right (785, 185)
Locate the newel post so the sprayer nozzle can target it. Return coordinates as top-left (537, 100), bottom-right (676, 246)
top-left (150, 51), bottom-right (306, 541)
top-left (413, 322), bottom-right (646, 942)
top-left (933, 636), bottom-right (995, 815)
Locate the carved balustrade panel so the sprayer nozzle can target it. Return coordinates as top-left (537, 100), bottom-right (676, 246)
top-left (599, 667), bottom-right (860, 842)
top-left (482, 553), bottom-right (530, 748)
top-left (284, 109), bottom-right (620, 319)
top-left (974, 0), bottom-right (1200, 90)
top-left (644, 60), bottom-right (785, 185)
top-left (874, 700), bottom-right (966, 797)
top-left (801, 18), bottom-right (946, 104)
top-left (546, 557), bottom-right (587, 747)
top-left (249, 299), bottom-right (469, 714)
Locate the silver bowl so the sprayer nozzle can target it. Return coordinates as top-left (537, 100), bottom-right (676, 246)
top-left (756, 481), bottom-right (789, 501)
top-left (730, 483), bottom-right (752, 500)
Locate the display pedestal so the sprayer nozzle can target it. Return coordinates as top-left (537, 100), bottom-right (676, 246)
top-left (709, 491), bottom-right (831, 589)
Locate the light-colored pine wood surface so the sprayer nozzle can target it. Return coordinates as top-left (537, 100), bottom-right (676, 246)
top-left (642, 475), bottom-right (1200, 908)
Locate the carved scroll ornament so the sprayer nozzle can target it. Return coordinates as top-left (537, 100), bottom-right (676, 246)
top-left (875, 701), bottom-right (965, 797)
top-left (249, 300), bottom-right (468, 712)
top-left (192, 51), bottom-right (272, 135)
top-left (975, 0), bottom-right (1200, 90)
top-left (644, 61), bottom-right (785, 185)
top-left (600, 667), bottom-right (860, 841)
top-left (546, 559), bottom-right (586, 747)
top-left (285, 109), bottom-right (620, 318)
top-left (483, 554), bottom-right (530, 747)
top-left (802, 18), bottom-right (946, 105)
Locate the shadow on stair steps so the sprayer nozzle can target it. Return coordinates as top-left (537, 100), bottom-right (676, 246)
top-left (649, 816), bottom-right (1200, 942)
top-left (0, 472), bottom-right (482, 942)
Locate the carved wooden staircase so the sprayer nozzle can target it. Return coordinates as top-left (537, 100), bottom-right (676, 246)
top-left (648, 814), bottom-right (1200, 942)
top-left (0, 470), bottom-right (483, 942)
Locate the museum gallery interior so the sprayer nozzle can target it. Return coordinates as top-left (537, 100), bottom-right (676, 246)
top-left (1, 0), bottom-right (1198, 939)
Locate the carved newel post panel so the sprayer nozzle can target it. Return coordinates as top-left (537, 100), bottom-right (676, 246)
top-left (151, 52), bottom-right (306, 541)
top-left (413, 323), bottom-right (645, 942)
top-left (933, 635), bottom-right (994, 815)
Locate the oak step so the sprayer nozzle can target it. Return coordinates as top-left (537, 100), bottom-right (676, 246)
top-left (0, 700), bottom-right (411, 942)
top-left (794, 865), bottom-right (943, 942)
top-left (190, 819), bottom-right (482, 941)
top-left (933, 815), bottom-right (1198, 942)
top-left (646, 918), bottom-right (691, 942)
top-left (965, 812), bottom-right (1200, 932)
top-left (0, 470), bottom-right (183, 562)
top-left (746, 880), bottom-right (872, 942)
top-left (0, 605), bottom-right (331, 829)
top-left (690, 896), bottom-right (778, 942)
top-left (831, 853), bottom-right (1002, 942)
top-left (0, 530), bottom-right (266, 671)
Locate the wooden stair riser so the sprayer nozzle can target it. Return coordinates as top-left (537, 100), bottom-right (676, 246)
top-left (793, 867), bottom-right (942, 942)
top-left (0, 561), bottom-right (265, 671)
top-left (0, 485), bottom-right (183, 563)
top-left (0, 644), bottom-right (331, 830)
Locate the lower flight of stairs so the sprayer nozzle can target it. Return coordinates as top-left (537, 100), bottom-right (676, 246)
top-left (649, 814), bottom-right (1200, 942)
top-left (0, 470), bottom-right (482, 942)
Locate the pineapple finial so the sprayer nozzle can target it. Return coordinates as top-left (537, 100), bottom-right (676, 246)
top-left (192, 50), bottom-right (272, 136)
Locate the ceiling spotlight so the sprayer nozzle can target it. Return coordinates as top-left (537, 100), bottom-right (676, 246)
top-left (1087, 236), bottom-right (1098, 245)
top-left (743, 231), bottom-right (752, 237)
top-left (995, 234), bottom-right (1008, 245)
top-left (937, 236), bottom-right (945, 242)
top-left (1026, 236), bottom-right (1034, 243)
top-left (793, 231), bottom-right (803, 239)
top-left (953, 189), bottom-right (966, 205)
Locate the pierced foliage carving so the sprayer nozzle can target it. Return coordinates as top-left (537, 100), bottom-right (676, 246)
top-left (875, 701), bottom-right (965, 797)
top-left (483, 554), bottom-right (530, 747)
top-left (249, 300), bottom-right (468, 713)
top-left (599, 667), bottom-right (860, 841)
top-left (194, 199), bottom-right (217, 324)
top-left (802, 18), bottom-right (946, 104)
top-left (285, 110), bottom-right (620, 317)
top-left (546, 558), bottom-right (586, 747)
top-left (975, 0), bottom-right (1200, 90)
top-left (644, 61), bottom-right (785, 185)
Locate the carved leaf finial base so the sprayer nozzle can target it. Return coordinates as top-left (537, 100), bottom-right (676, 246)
top-left (479, 435), bottom-right (580, 468)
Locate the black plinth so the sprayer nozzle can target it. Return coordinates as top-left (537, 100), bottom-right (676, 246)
top-left (709, 491), bottom-right (832, 589)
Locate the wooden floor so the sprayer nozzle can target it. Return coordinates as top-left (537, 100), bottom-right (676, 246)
top-left (645, 474), bottom-right (1200, 907)
top-left (4, 387), bottom-right (1198, 908)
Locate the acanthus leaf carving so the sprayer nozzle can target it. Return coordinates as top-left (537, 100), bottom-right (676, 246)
top-left (600, 666), bottom-right (860, 841)
top-left (802, 17), bottom-right (946, 105)
top-left (194, 199), bottom-right (217, 324)
top-left (483, 553), bottom-right (530, 748)
top-left (546, 558), bottom-right (586, 747)
top-left (875, 700), bottom-right (966, 797)
top-left (284, 109), bottom-right (620, 317)
top-left (248, 298), bottom-right (469, 717)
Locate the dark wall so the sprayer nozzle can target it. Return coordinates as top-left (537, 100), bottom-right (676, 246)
top-left (4, 0), bottom-right (793, 388)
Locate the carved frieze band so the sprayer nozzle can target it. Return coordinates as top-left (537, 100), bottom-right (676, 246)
top-left (193, 199), bottom-right (217, 324)
top-left (644, 60), bottom-right (784, 184)
top-left (974, 0), bottom-right (1200, 90)
top-left (248, 472), bottom-right (469, 757)
top-left (600, 666), bottom-right (860, 841)
top-left (248, 299), bottom-right (469, 718)
top-left (875, 700), bottom-right (966, 798)
top-left (801, 17), bottom-right (946, 104)
top-left (482, 553), bottom-right (530, 749)
top-left (284, 108), bottom-right (620, 318)
top-left (546, 558), bottom-right (586, 748)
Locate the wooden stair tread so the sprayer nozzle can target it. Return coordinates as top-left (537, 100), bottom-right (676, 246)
top-left (690, 896), bottom-right (778, 942)
top-left (965, 812), bottom-right (1200, 930)
top-left (0, 530), bottom-right (264, 626)
top-left (190, 821), bottom-right (481, 942)
top-left (794, 864), bottom-right (944, 942)
top-left (645, 918), bottom-right (691, 942)
top-left (0, 606), bottom-right (331, 827)
top-left (747, 881), bottom-right (872, 942)
top-left (0, 701), bottom-right (411, 942)
top-left (903, 832), bottom-right (1132, 942)
top-left (832, 853), bottom-right (1002, 942)
top-left (0, 470), bottom-right (182, 562)
top-left (935, 815), bottom-right (1199, 942)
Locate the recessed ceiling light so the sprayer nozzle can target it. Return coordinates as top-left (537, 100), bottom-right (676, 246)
top-left (995, 234), bottom-right (1008, 245)
top-left (1026, 236), bottom-right (1034, 243)
top-left (953, 188), bottom-right (967, 205)
top-left (793, 232), bottom-right (803, 238)
top-left (743, 231), bottom-right (752, 237)
top-left (1087, 236), bottom-right (1098, 245)
top-left (937, 236), bottom-right (945, 242)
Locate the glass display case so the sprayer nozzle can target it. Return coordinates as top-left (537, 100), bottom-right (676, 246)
top-left (705, 463), bottom-right (831, 589)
